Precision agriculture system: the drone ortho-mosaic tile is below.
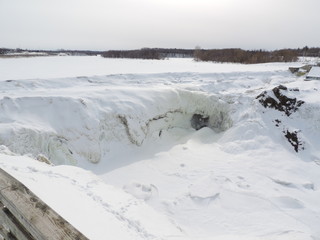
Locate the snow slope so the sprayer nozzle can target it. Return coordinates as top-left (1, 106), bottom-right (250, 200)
top-left (0, 56), bottom-right (320, 240)
top-left (0, 153), bottom-right (183, 240)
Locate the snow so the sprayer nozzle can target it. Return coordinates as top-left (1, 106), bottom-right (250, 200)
top-left (0, 56), bottom-right (320, 240)
top-left (306, 66), bottom-right (320, 79)
top-left (0, 55), bottom-right (303, 81)
top-left (0, 154), bottom-right (183, 240)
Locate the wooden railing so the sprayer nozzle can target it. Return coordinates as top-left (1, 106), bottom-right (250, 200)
top-left (0, 169), bottom-right (89, 240)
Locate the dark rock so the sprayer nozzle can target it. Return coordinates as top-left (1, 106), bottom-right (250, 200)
top-left (256, 85), bottom-right (304, 116)
top-left (288, 65), bottom-right (312, 76)
top-left (290, 88), bottom-right (299, 92)
top-left (283, 130), bottom-right (304, 152)
top-left (274, 119), bottom-right (281, 127)
top-left (289, 67), bottom-right (299, 74)
top-left (191, 114), bottom-right (209, 130)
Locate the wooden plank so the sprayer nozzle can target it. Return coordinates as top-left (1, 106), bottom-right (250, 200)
top-left (0, 200), bottom-right (34, 240)
top-left (0, 169), bottom-right (89, 240)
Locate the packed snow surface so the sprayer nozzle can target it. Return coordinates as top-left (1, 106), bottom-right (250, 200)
top-left (0, 56), bottom-right (320, 240)
top-left (307, 66), bottom-right (320, 79)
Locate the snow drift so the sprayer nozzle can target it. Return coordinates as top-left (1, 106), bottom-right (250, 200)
top-left (0, 83), bottom-right (232, 166)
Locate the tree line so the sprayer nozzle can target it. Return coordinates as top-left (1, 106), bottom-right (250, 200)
top-left (297, 46), bottom-right (320, 57)
top-left (1, 47), bottom-right (320, 63)
top-left (194, 48), bottom-right (300, 63)
top-left (102, 47), bottom-right (320, 63)
top-left (101, 48), bottom-right (194, 59)
top-left (0, 48), bottom-right (10, 54)
top-left (194, 47), bottom-right (320, 64)
top-left (0, 48), bottom-right (104, 56)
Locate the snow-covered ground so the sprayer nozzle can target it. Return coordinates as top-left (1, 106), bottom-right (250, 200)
top-left (0, 56), bottom-right (320, 240)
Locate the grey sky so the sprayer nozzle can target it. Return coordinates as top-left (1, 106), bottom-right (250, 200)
top-left (1, 0), bottom-right (319, 50)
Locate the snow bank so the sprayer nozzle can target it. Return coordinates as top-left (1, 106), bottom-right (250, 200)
top-left (0, 82), bottom-right (232, 166)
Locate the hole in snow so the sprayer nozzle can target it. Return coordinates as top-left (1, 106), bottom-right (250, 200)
top-left (190, 114), bottom-right (209, 130)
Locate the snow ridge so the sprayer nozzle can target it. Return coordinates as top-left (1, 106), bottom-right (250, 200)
top-left (0, 87), bottom-right (232, 166)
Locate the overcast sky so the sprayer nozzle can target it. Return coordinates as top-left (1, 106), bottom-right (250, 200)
top-left (1, 0), bottom-right (319, 50)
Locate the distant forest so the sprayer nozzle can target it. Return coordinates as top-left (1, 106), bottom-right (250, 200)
top-left (194, 48), bottom-right (298, 64)
top-left (101, 48), bottom-right (193, 59)
top-left (1, 46), bottom-right (320, 64)
top-left (101, 47), bottom-right (320, 63)
top-left (0, 48), bottom-right (104, 56)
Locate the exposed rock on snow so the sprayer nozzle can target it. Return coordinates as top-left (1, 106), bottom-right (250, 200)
top-left (256, 85), bottom-right (304, 116)
top-left (288, 65), bottom-right (312, 77)
top-left (283, 129), bottom-right (304, 152)
top-left (36, 154), bottom-right (52, 165)
top-left (257, 85), bottom-right (307, 152)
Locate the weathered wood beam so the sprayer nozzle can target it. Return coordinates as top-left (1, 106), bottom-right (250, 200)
top-left (0, 169), bottom-right (89, 240)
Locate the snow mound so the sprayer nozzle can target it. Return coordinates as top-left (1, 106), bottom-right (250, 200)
top-left (0, 85), bottom-right (232, 166)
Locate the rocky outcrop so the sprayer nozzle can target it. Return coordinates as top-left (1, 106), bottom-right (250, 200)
top-left (283, 130), bottom-right (304, 153)
top-left (288, 65), bottom-right (312, 77)
top-left (257, 85), bottom-right (305, 153)
top-left (256, 85), bottom-right (304, 116)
